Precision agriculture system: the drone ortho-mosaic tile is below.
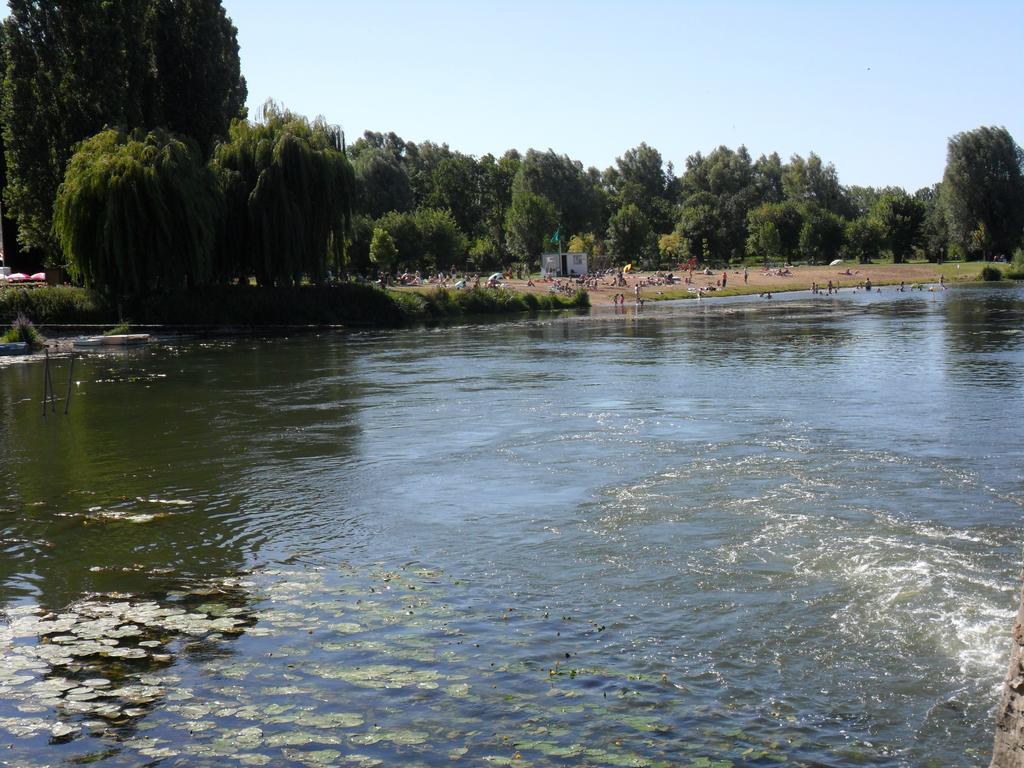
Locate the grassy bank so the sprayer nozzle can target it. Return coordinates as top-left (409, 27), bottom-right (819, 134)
top-left (388, 287), bottom-right (589, 320)
top-left (0, 283), bottom-right (589, 329)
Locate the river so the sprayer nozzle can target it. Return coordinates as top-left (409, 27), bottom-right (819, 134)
top-left (1, 285), bottom-right (1022, 767)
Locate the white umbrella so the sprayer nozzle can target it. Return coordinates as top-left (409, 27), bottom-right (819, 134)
top-left (829, 259), bottom-right (843, 266)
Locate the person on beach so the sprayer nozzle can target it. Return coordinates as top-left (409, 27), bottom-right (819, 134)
top-left (743, 267), bottom-right (748, 285)
top-left (865, 277), bottom-right (872, 291)
top-left (634, 284), bottom-right (641, 303)
top-left (939, 274), bottom-right (945, 289)
top-left (827, 280), bottom-right (833, 295)
top-left (722, 271), bottom-right (727, 289)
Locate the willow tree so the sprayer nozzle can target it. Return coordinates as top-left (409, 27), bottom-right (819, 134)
top-left (213, 102), bottom-right (356, 286)
top-left (53, 128), bottom-right (220, 296)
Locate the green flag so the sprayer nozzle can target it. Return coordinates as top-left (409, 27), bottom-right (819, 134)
top-left (550, 228), bottom-right (560, 245)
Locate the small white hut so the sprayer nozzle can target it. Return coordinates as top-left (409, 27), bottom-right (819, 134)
top-left (540, 251), bottom-right (587, 277)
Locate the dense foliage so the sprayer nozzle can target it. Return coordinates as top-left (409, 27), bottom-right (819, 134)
top-left (54, 128), bottom-right (219, 295)
top-left (212, 102), bottom-right (356, 286)
top-left (1, 0), bottom-right (245, 264)
top-left (0, 283), bottom-right (588, 327)
top-left (942, 126), bottom-right (1024, 260)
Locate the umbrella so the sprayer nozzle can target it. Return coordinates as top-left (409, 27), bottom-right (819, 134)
top-left (623, 263), bottom-right (633, 273)
top-left (7, 273), bottom-right (28, 281)
top-left (29, 272), bottom-right (45, 281)
top-left (487, 272), bottom-right (503, 282)
top-left (829, 259), bottom-right (843, 266)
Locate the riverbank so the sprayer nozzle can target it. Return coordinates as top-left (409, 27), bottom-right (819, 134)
top-left (0, 262), bottom-right (1006, 331)
top-left (0, 283), bottom-right (589, 330)
top-left (434, 261), bottom-right (1002, 306)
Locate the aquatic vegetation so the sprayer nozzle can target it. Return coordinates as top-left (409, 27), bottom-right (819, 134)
top-left (0, 562), bottom-right (847, 767)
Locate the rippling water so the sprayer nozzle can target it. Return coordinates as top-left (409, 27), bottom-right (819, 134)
top-left (1, 285), bottom-right (1023, 766)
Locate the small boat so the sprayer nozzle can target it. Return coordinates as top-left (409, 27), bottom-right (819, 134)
top-left (100, 333), bottom-right (150, 346)
top-left (73, 336), bottom-right (105, 348)
top-left (0, 342), bottom-right (29, 356)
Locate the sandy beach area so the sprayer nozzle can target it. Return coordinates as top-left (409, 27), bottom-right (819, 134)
top-left (490, 262), bottom-right (978, 306)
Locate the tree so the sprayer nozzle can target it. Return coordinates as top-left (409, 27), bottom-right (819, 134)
top-left (799, 207), bottom-right (845, 264)
top-left (606, 203), bottom-right (652, 264)
top-left (746, 220), bottom-right (781, 264)
top-left (423, 153), bottom-right (483, 238)
top-left (504, 189), bottom-right (556, 261)
top-left (476, 149), bottom-right (520, 264)
top-left (1, 0), bottom-right (245, 264)
top-left (942, 126), bottom-right (1024, 259)
top-left (53, 127), bottom-right (219, 296)
top-left (843, 217), bottom-right (884, 264)
top-left (3, 0), bottom-right (150, 260)
top-left (745, 202), bottom-right (803, 262)
top-left (658, 231), bottom-right (686, 264)
top-left (375, 210), bottom-right (422, 268)
top-left (604, 142), bottom-right (675, 234)
top-left (916, 184), bottom-right (950, 262)
top-left (369, 227), bottom-right (398, 272)
top-left (568, 232), bottom-right (603, 257)
top-left (512, 149), bottom-right (602, 237)
top-left (415, 207), bottom-right (466, 272)
top-left (212, 102), bottom-right (356, 286)
top-left (351, 149), bottom-right (414, 218)
top-left (679, 145), bottom-right (762, 261)
top-left (676, 201), bottom-right (721, 263)
top-left (782, 152), bottom-right (850, 216)
top-left (871, 190), bottom-right (924, 262)
top-left (752, 152), bottom-right (784, 204)
top-left (150, 0), bottom-right (247, 157)
top-left (345, 214), bottom-right (374, 274)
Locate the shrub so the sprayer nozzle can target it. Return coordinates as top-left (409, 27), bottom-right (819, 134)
top-left (1007, 250), bottom-right (1024, 280)
top-left (0, 286), bottom-right (112, 324)
top-left (103, 321), bottom-right (132, 336)
top-left (1, 313), bottom-right (44, 347)
top-left (981, 265), bottom-right (1003, 281)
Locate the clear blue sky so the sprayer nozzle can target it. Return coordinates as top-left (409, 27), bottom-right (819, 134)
top-left (226, 0), bottom-right (1023, 191)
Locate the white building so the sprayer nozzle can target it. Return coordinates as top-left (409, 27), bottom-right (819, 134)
top-left (540, 252), bottom-right (587, 277)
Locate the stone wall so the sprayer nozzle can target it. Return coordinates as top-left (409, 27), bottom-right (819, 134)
top-left (992, 575), bottom-right (1024, 767)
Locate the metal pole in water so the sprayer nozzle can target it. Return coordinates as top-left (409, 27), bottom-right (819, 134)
top-left (64, 353), bottom-right (75, 414)
top-left (45, 350), bottom-right (56, 413)
top-left (42, 349), bottom-right (49, 416)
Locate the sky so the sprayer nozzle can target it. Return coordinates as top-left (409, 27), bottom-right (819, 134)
top-left (226, 0), bottom-right (1023, 191)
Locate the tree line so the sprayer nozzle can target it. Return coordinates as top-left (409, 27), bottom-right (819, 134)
top-left (350, 128), bottom-right (1024, 276)
top-left (2, 2), bottom-right (1023, 296)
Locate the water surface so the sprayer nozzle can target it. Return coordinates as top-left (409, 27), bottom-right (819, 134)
top-left (1, 286), bottom-right (1022, 766)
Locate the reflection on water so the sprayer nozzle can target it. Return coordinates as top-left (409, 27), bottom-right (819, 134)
top-left (0, 285), bottom-right (1022, 766)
